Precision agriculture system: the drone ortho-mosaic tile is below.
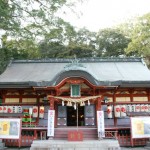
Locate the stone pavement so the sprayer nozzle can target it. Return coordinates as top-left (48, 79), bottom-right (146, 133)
top-left (4, 146), bottom-right (147, 150)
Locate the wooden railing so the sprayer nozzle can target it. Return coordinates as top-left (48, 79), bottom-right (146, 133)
top-left (2, 128), bottom-right (149, 147)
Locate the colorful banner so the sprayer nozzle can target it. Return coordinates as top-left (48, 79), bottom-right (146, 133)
top-left (0, 118), bottom-right (21, 139)
top-left (97, 111), bottom-right (105, 138)
top-left (131, 117), bottom-right (150, 138)
top-left (47, 110), bottom-right (55, 137)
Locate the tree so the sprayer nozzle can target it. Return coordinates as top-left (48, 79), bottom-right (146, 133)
top-left (125, 13), bottom-right (150, 66)
top-left (0, 0), bottom-right (82, 73)
top-left (96, 28), bottom-right (131, 57)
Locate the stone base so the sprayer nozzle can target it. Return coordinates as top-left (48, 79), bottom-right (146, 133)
top-left (30, 139), bottom-right (120, 150)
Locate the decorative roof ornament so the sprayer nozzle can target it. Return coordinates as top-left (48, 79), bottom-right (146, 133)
top-left (64, 55), bottom-right (86, 71)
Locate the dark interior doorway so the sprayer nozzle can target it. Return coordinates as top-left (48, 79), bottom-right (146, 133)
top-left (67, 106), bottom-right (84, 126)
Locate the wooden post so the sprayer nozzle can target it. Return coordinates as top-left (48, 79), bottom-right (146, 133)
top-left (48, 96), bottom-right (54, 110)
top-left (113, 92), bottom-right (117, 126)
top-left (148, 89), bottom-right (150, 102)
top-left (97, 97), bottom-right (102, 111)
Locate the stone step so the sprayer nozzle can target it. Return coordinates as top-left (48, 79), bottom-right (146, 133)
top-left (30, 139), bottom-right (120, 150)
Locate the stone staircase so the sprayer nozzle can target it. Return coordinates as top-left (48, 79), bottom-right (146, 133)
top-left (54, 128), bottom-right (98, 140)
top-left (30, 139), bottom-right (121, 150)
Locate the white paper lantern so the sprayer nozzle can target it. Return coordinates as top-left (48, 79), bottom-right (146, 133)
top-left (32, 106), bottom-right (38, 117)
top-left (145, 104), bottom-right (149, 112)
top-left (114, 105), bottom-right (121, 117)
top-left (39, 106), bottom-right (45, 118)
top-left (13, 106), bottom-right (18, 113)
top-left (0, 106), bottom-right (3, 113)
top-left (126, 105), bottom-right (132, 112)
top-left (131, 105), bottom-right (135, 112)
top-left (120, 105), bottom-right (126, 117)
top-left (135, 105), bottom-right (141, 112)
top-left (107, 105), bottom-right (113, 118)
top-left (141, 104), bottom-right (145, 112)
top-left (3, 106), bottom-right (8, 113)
top-left (7, 106), bottom-right (13, 113)
top-left (148, 105), bottom-right (150, 112)
top-left (17, 106), bottom-right (22, 113)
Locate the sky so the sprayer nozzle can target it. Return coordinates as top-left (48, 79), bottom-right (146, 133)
top-left (60, 0), bottom-right (150, 32)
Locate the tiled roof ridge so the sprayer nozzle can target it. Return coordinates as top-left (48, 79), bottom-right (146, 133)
top-left (12, 57), bottom-right (142, 63)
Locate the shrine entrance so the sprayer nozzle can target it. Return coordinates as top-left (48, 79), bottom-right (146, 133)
top-left (67, 106), bottom-right (84, 126)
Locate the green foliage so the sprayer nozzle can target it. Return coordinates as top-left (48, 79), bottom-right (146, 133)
top-left (96, 28), bottom-right (131, 57)
top-left (1, 0), bottom-right (150, 72)
top-left (125, 13), bottom-right (150, 66)
top-left (0, 47), bottom-right (11, 74)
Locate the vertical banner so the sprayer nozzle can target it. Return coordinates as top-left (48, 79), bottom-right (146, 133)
top-left (97, 111), bottom-right (105, 138)
top-left (47, 110), bottom-right (55, 137)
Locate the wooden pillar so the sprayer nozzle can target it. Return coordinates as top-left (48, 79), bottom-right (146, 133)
top-left (97, 97), bottom-right (102, 111)
top-left (48, 97), bottom-right (54, 110)
top-left (113, 92), bottom-right (117, 126)
top-left (148, 89), bottom-right (150, 102)
top-left (130, 89), bottom-right (134, 102)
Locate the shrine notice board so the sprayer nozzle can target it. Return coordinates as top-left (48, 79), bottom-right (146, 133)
top-left (131, 117), bottom-right (150, 138)
top-left (0, 118), bottom-right (21, 139)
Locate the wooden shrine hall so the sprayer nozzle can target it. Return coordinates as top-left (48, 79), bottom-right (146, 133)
top-left (0, 57), bottom-right (150, 147)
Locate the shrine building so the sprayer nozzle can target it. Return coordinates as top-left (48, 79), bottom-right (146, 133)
top-left (0, 57), bottom-right (150, 147)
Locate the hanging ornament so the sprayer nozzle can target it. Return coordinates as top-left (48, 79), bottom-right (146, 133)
top-left (74, 103), bottom-right (76, 110)
top-left (82, 101), bottom-right (85, 106)
top-left (62, 101), bottom-right (64, 106)
top-left (69, 101), bottom-right (72, 106)
top-left (88, 100), bottom-right (90, 106)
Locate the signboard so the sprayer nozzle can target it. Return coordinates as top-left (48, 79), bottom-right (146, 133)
top-left (97, 111), bottom-right (105, 138)
top-left (47, 110), bottom-right (55, 137)
top-left (131, 117), bottom-right (150, 138)
top-left (0, 118), bottom-right (21, 139)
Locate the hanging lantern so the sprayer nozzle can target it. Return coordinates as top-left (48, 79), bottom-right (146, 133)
top-left (107, 105), bottom-right (112, 118)
top-left (7, 106), bottom-right (13, 113)
top-left (145, 104), bottom-right (149, 112)
top-left (141, 104), bottom-right (145, 112)
top-left (148, 105), bottom-right (150, 112)
top-left (3, 106), bottom-right (7, 113)
top-left (32, 106), bottom-right (38, 117)
top-left (17, 106), bottom-right (22, 113)
top-left (114, 105), bottom-right (121, 117)
top-left (131, 105), bottom-right (135, 112)
top-left (126, 105), bottom-right (132, 112)
top-left (0, 106), bottom-right (3, 113)
top-left (135, 104), bottom-right (141, 112)
top-left (39, 106), bottom-right (45, 118)
top-left (13, 106), bottom-right (18, 113)
top-left (120, 105), bottom-right (126, 117)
